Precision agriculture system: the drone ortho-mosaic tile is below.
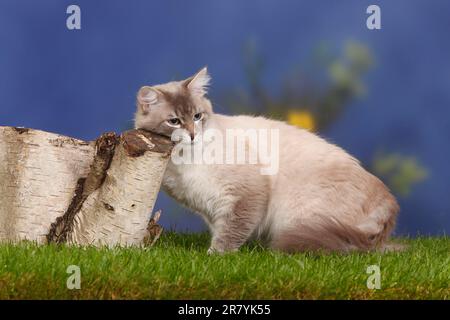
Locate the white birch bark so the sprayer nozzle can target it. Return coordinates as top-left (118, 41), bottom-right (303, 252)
top-left (0, 126), bottom-right (172, 246)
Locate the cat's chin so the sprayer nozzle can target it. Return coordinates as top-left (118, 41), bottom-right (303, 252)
top-left (175, 134), bottom-right (204, 146)
top-left (179, 140), bottom-right (201, 146)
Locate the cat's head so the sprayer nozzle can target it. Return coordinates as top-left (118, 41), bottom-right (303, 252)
top-left (134, 67), bottom-right (213, 143)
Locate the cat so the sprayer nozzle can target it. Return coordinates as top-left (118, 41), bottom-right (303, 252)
top-left (134, 67), bottom-right (400, 254)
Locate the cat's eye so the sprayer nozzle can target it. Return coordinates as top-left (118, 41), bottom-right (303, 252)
top-left (167, 118), bottom-right (181, 127)
top-left (193, 112), bottom-right (203, 121)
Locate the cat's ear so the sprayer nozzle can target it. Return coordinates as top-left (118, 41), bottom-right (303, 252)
top-left (137, 86), bottom-right (162, 113)
top-left (184, 67), bottom-right (210, 96)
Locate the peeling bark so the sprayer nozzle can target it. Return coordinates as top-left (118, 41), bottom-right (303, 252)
top-left (0, 126), bottom-right (172, 246)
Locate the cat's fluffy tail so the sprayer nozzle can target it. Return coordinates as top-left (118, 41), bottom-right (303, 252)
top-left (271, 215), bottom-right (398, 253)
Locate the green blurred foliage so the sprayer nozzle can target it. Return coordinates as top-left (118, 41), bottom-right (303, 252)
top-left (372, 152), bottom-right (428, 197)
top-left (224, 39), bottom-right (374, 131)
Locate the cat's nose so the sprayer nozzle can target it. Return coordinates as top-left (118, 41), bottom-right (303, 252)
top-left (190, 133), bottom-right (195, 141)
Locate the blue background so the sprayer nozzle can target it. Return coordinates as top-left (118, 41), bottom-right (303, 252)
top-left (0, 0), bottom-right (449, 235)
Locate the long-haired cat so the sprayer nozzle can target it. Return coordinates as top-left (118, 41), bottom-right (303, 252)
top-left (134, 67), bottom-right (399, 254)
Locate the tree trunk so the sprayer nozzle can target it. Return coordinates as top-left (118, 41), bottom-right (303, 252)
top-left (0, 126), bottom-right (172, 246)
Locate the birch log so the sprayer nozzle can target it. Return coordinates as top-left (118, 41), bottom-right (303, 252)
top-left (0, 126), bottom-right (172, 246)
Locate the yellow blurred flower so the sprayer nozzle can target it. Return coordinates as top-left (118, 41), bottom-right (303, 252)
top-left (287, 110), bottom-right (316, 131)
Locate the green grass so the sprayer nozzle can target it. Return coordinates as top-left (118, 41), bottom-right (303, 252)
top-left (0, 233), bottom-right (449, 299)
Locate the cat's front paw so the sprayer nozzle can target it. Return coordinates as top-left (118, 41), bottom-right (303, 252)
top-left (207, 246), bottom-right (237, 255)
top-left (207, 246), bottom-right (222, 255)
